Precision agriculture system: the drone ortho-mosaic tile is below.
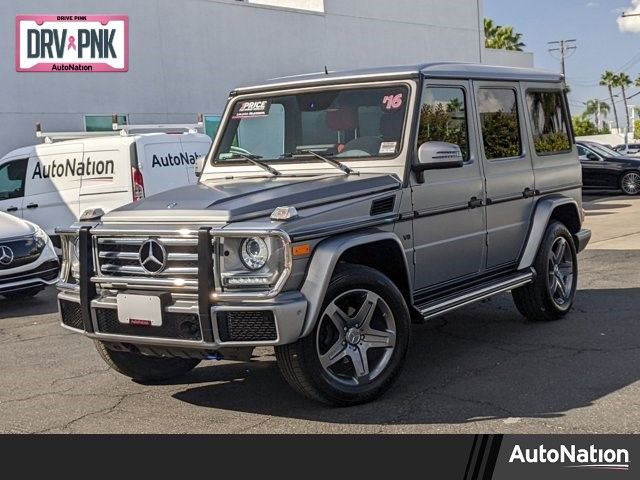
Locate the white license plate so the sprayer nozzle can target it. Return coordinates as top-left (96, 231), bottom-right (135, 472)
top-left (116, 294), bottom-right (163, 327)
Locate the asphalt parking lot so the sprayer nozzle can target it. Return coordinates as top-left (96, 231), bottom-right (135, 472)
top-left (1, 193), bottom-right (639, 434)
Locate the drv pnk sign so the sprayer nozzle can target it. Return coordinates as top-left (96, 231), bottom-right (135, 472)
top-left (16, 15), bottom-right (128, 72)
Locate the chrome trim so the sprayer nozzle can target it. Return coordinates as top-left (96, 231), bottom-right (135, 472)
top-left (100, 264), bottom-right (198, 276)
top-left (91, 275), bottom-right (199, 289)
top-left (98, 237), bottom-right (199, 245)
top-left (98, 251), bottom-right (198, 261)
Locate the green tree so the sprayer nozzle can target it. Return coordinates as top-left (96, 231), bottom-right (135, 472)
top-left (484, 18), bottom-right (525, 51)
top-left (635, 119), bottom-right (640, 139)
top-left (600, 71), bottom-right (620, 132)
top-left (614, 73), bottom-right (633, 136)
top-left (584, 99), bottom-right (610, 130)
top-left (572, 115), bottom-right (598, 137)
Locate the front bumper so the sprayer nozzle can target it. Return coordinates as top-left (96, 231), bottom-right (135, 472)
top-left (0, 241), bottom-right (59, 295)
top-left (574, 228), bottom-right (591, 254)
top-left (58, 290), bottom-right (308, 350)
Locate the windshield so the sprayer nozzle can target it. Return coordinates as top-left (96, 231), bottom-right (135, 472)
top-left (214, 85), bottom-right (409, 163)
top-left (589, 143), bottom-right (620, 157)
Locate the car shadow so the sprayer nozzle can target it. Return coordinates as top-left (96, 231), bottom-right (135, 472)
top-left (0, 286), bottom-right (59, 319)
top-left (171, 287), bottom-right (640, 425)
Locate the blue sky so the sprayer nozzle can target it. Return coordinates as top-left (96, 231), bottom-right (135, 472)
top-left (485, 0), bottom-right (640, 119)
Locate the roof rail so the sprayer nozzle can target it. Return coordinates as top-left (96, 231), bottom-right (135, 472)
top-left (36, 114), bottom-right (205, 143)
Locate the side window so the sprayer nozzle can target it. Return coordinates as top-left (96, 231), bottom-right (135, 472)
top-left (478, 88), bottom-right (522, 160)
top-left (526, 90), bottom-right (571, 155)
top-left (0, 159), bottom-right (28, 200)
top-left (577, 145), bottom-right (587, 157)
top-left (418, 86), bottom-right (469, 161)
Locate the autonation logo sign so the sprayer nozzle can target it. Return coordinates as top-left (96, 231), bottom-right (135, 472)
top-left (509, 443), bottom-right (630, 471)
top-left (16, 15), bottom-right (128, 72)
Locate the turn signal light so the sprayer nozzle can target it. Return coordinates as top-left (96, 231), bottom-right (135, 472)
top-left (292, 244), bottom-right (310, 256)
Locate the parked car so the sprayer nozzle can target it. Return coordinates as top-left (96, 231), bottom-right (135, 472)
top-left (577, 141), bottom-right (640, 195)
top-left (0, 130), bottom-right (211, 247)
top-left (0, 211), bottom-right (59, 300)
top-left (57, 63), bottom-right (590, 405)
top-left (613, 143), bottom-right (640, 156)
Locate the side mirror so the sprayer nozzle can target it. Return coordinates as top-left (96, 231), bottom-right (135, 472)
top-left (195, 156), bottom-right (205, 178)
top-left (587, 153), bottom-right (600, 161)
top-left (415, 141), bottom-right (464, 171)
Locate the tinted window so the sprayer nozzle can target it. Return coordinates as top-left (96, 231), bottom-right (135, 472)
top-left (478, 88), bottom-right (522, 160)
top-left (527, 91), bottom-right (571, 154)
top-left (418, 87), bottom-right (469, 160)
top-left (0, 159), bottom-right (28, 200)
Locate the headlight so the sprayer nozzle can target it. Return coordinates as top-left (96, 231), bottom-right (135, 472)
top-left (70, 236), bottom-right (80, 278)
top-left (34, 227), bottom-right (48, 251)
top-left (240, 237), bottom-right (269, 270)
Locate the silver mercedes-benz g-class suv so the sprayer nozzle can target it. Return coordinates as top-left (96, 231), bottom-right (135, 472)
top-left (57, 63), bottom-right (591, 405)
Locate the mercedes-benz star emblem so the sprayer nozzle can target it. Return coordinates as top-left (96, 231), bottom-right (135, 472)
top-left (0, 246), bottom-right (14, 266)
top-left (138, 239), bottom-right (167, 274)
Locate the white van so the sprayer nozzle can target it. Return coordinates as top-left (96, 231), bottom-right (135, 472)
top-left (0, 132), bottom-right (211, 246)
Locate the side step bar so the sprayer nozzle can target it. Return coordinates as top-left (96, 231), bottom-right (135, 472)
top-left (416, 270), bottom-right (534, 320)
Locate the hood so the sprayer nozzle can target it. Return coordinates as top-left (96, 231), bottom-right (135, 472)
top-left (104, 173), bottom-right (401, 223)
top-left (0, 212), bottom-right (36, 239)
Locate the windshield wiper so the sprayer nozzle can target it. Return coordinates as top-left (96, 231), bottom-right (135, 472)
top-left (231, 153), bottom-right (281, 177)
top-left (293, 150), bottom-right (359, 175)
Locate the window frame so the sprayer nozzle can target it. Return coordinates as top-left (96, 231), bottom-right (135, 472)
top-left (0, 158), bottom-right (29, 201)
top-left (477, 86), bottom-right (525, 162)
top-left (417, 83), bottom-right (472, 163)
top-left (525, 88), bottom-right (573, 157)
top-left (84, 114), bottom-right (128, 132)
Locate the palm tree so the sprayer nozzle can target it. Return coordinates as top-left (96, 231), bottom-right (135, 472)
top-left (614, 73), bottom-right (633, 136)
top-left (584, 99), bottom-right (610, 130)
top-left (484, 18), bottom-right (525, 51)
top-left (600, 71), bottom-right (620, 132)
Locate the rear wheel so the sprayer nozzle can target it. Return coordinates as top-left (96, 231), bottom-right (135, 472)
top-left (94, 341), bottom-right (200, 382)
top-left (512, 221), bottom-right (578, 321)
top-left (276, 264), bottom-right (411, 406)
top-left (621, 171), bottom-right (640, 195)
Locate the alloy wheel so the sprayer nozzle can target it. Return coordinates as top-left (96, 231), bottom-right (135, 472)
top-left (547, 237), bottom-right (574, 307)
top-left (316, 289), bottom-right (396, 387)
top-left (622, 172), bottom-right (640, 195)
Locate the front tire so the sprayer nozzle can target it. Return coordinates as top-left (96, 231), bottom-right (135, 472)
top-left (94, 341), bottom-right (200, 382)
top-left (512, 221), bottom-right (578, 321)
top-left (621, 171), bottom-right (640, 195)
top-left (275, 264), bottom-right (411, 406)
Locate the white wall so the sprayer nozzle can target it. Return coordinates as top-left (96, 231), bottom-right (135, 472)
top-left (483, 48), bottom-right (534, 68)
top-left (0, 0), bottom-right (530, 153)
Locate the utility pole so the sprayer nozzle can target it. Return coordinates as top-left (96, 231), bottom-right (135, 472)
top-left (548, 40), bottom-right (577, 78)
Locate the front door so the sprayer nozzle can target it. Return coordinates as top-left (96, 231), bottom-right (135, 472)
top-left (411, 80), bottom-right (487, 295)
top-left (474, 82), bottom-right (534, 269)
top-left (577, 144), bottom-right (609, 187)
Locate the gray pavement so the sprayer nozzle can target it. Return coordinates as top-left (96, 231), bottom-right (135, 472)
top-left (0, 193), bottom-right (639, 433)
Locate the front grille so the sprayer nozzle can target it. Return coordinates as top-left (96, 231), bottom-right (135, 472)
top-left (95, 308), bottom-right (202, 341)
top-left (0, 260), bottom-right (59, 286)
top-left (0, 234), bottom-right (45, 270)
top-left (60, 300), bottom-right (84, 330)
top-left (94, 235), bottom-right (207, 290)
top-left (217, 311), bottom-right (277, 342)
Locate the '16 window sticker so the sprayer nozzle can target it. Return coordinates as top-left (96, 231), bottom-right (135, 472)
top-left (232, 100), bottom-right (271, 119)
top-left (381, 92), bottom-right (404, 111)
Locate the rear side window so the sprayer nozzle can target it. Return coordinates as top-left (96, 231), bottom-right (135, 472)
top-left (526, 91), bottom-right (571, 155)
top-left (478, 88), bottom-right (522, 160)
top-left (418, 86), bottom-right (469, 160)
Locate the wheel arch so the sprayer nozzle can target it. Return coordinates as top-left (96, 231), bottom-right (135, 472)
top-left (299, 231), bottom-right (412, 338)
top-left (619, 169), bottom-right (640, 194)
top-left (518, 195), bottom-right (582, 270)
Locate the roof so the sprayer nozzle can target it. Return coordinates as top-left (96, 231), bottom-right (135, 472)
top-left (233, 62), bottom-right (564, 94)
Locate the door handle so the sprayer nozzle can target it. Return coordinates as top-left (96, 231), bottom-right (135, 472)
top-left (523, 187), bottom-right (536, 198)
top-left (468, 197), bottom-right (484, 209)
top-left (6, 206), bottom-right (18, 212)
top-left (26, 203), bottom-right (39, 209)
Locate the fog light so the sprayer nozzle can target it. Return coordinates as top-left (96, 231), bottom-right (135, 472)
top-left (225, 276), bottom-right (272, 286)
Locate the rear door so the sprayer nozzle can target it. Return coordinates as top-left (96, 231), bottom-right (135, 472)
top-left (474, 82), bottom-right (534, 269)
top-left (23, 143), bottom-right (83, 235)
top-left (0, 157), bottom-right (29, 218)
top-left (79, 141), bottom-right (133, 215)
top-left (136, 135), bottom-right (192, 197)
top-left (180, 134), bottom-right (212, 184)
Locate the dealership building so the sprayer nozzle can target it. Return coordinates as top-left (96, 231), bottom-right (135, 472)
top-left (1, 0), bottom-right (533, 153)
